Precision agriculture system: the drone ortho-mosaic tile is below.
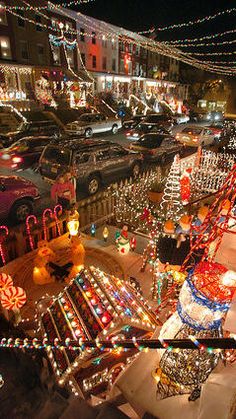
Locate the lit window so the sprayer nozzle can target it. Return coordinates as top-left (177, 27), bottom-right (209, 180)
top-left (0, 2), bottom-right (7, 25)
top-left (0, 36), bottom-right (11, 59)
top-left (67, 48), bottom-right (74, 67)
top-left (51, 45), bottom-right (61, 65)
top-left (102, 36), bottom-right (107, 48)
top-left (65, 21), bottom-right (73, 40)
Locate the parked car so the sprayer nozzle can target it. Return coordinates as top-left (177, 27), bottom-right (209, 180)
top-left (175, 126), bottom-right (219, 147)
top-left (39, 139), bottom-right (142, 195)
top-left (0, 120), bottom-right (61, 149)
top-left (0, 136), bottom-right (54, 171)
top-left (126, 122), bottom-right (170, 141)
top-left (122, 115), bottom-right (146, 130)
top-left (129, 133), bottom-right (182, 162)
top-left (143, 113), bottom-right (174, 129)
top-left (172, 113), bottom-right (190, 124)
top-left (189, 110), bottom-right (224, 123)
top-left (0, 175), bottom-right (39, 223)
top-left (65, 113), bottom-right (122, 137)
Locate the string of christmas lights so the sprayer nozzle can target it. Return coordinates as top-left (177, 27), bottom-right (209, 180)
top-left (138, 7), bottom-right (236, 33)
top-left (2, 0), bottom-right (95, 11)
top-left (165, 38), bottom-right (236, 48)
top-left (164, 28), bottom-right (236, 45)
top-left (4, 4), bottom-right (236, 75)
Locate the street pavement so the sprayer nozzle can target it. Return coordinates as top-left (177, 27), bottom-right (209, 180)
top-left (0, 125), bottom-right (195, 220)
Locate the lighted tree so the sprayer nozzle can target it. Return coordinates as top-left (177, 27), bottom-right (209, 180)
top-left (160, 154), bottom-right (184, 221)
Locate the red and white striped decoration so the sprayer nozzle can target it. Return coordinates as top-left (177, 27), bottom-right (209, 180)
top-left (1, 286), bottom-right (26, 311)
top-left (0, 273), bottom-right (13, 293)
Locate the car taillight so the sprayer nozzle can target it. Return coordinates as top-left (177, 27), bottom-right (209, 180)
top-left (12, 156), bottom-right (23, 164)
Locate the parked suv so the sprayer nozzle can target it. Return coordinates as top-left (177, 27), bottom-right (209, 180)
top-left (0, 175), bottom-right (39, 223)
top-left (65, 113), bottom-right (122, 137)
top-left (39, 139), bottom-right (142, 195)
top-left (0, 120), bottom-right (61, 149)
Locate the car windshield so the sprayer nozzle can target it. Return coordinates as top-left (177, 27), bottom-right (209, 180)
top-left (182, 128), bottom-right (202, 135)
top-left (43, 146), bottom-right (71, 165)
top-left (138, 135), bottom-right (164, 148)
top-left (79, 114), bottom-right (94, 122)
top-left (144, 115), bottom-right (167, 123)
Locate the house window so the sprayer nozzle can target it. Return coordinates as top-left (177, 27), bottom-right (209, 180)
top-left (111, 39), bottom-right (116, 49)
top-left (120, 59), bottom-right (125, 73)
top-left (19, 40), bottom-right (29, 60)
top-left (112, 58), bottom-right (116, 72)
top-left (67, 48), bottom-right (74, 67)
top-left (65, 21), bottom-right (73, 40)
top-left (0, 36), bottom-right (11, 59)
top-left (35, 14), bottom-right (42, 31)
top-left (120, 42), bottom-right (125, 52)
top-left (92, 32), bottom-right (96, 45)
top-left (17, 10), bottom-right (25, 28)
top-left (51, 45), bottom-right (61, 65)
top-left (0, 2), bottom-right (7, 25)
top-left (102, 36), bottom-right (107, 48)
top-left (80, 28), bottom-right (85, 42)
top-left (92, 55), bottom-right (96, 68)
top-left (51, 18), bottom-right (57, 27)
top-left (128, 43), bottom-right (132, 53)
top-left (81, 53), bottom-right (86, 66)
top-left (37, 44), bottom-right (44, 65)
top-left (102, 56), bottom-right (107, 70)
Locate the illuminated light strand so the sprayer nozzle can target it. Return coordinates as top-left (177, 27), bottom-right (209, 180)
top-left (185, 50), bottom-right (236, 56)
top-left (163, 28), bottom-right (236, 44)
top-left (165, 38), bottom-right (236, 48)
top-left (42, 208), bottom-right (53, 241)
top-left (0, 337), bottom-right (235, 350)
top-left (138, 7), bottom-right (236, 33)
top-left (5, 5), bottom-right (236, 75)
top-left (53, 205), bottom-right (63, 236)
top-left (3, 0), bottom-right (95, 11)
top-left (26, 215), bottom-right (38, 251)
top-left (0, 226), bottom-right (9, 266)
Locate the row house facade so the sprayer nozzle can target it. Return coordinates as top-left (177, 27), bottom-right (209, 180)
top-left (0, 1), bottom-right (188, 112)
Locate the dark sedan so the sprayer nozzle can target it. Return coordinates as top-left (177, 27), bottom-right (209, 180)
top-left (129, 133), bottom-right (182, 163)
top-left (122, 115), bottom-right (146, 130)
top-left (0, 136), bottom-right (54, 171)
top-left (126, 122), bottom-right (170, 141)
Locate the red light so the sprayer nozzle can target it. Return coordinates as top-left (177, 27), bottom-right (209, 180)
top-left (12, 156), bottom-right (23, 164)
top-left (101, 313), bottom-right (110, 324)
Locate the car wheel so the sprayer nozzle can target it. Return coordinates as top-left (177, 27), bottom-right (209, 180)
top-left (87, 175), bottom-right (100, 195)
top-left (10, 199), bottom-right (33, 224)
top-left (131, 162), bottom-right (140, 178)
top-left (85, 128), bottom-right (93, 138)
top-left (112, 124), bottom-right (118, 134)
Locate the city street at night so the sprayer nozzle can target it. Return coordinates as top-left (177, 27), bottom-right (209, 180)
top-left (0, 1), bottom-right (236, 418)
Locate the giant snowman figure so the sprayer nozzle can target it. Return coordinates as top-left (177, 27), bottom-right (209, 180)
top-left (111, 260), bottom-right (236, 419)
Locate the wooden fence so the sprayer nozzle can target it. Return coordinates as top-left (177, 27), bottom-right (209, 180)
top-left (1, 186), bottom-right (118, 266)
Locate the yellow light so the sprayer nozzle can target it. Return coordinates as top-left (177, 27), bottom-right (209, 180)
top-left (67, 220), bottom-right (79, 236)
top-left (103, 226), bottom-right (109, 241)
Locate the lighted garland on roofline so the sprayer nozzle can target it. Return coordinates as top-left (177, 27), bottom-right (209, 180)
top-left (49, 34), bottom-right (77, 49)
top-left (4, 6), bottom-right (236, 75)
top-left (2, 0), bottom-right (95, 11)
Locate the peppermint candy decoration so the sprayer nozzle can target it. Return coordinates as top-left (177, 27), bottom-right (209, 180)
top-left (1, 286), bottom-right (26, 310)
top-left (0, 273), bottom-right (13, 294)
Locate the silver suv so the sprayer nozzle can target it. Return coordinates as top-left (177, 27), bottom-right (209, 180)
top-left (65, 113), bottom-right (122, 138)
top-left (39, 139), bottom-right (142, 195)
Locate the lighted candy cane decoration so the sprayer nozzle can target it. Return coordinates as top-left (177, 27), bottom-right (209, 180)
top-left (26, 215), bottom-right (38, 250)
top-left (53, 204), bottom-right (63, 236)
top-left (0, 273), bottom-right (13, 295)
top-left (1, 286), bottom-right (26, 325)
top-left (0, 225), bottom-right (9, 265)
top-left (42, 208), bottom-right (53, 241)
